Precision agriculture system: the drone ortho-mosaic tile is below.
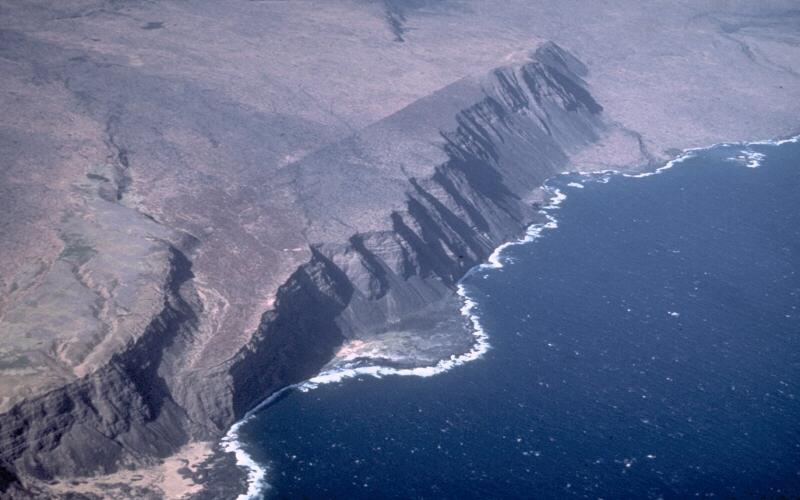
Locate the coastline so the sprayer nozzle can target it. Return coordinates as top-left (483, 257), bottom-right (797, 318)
top-left (217, 184), bottom-right (569, 500)
top-left (4, 1), bottom-right (800, 494)
top-left (219, 133), bottom-right (799, 499)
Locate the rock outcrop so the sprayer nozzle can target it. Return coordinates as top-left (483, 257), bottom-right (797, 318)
top-left (0, 42), bottom-right (646, 495)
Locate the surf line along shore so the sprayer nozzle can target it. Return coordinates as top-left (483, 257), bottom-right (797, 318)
top-left (220, 133), bottom-right (799, 499)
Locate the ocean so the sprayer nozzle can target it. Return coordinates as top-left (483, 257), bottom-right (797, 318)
top-left (228, 137), bottom-right (800, 498)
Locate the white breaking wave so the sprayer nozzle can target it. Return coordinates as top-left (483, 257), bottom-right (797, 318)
top-left (547, 188), bottom-right (567, 207)
top-left (222, 133), bottom-right (799, 499)
top-left (483, 187), bottom-right (564, 270)
top-left (221, 418), bottom-right (268, 500)
top-left (565, 134), bottom-right (799, 183)
top-left (621, 150), bottom-right (696, 178)
top-left (750, 135), bottom-right (799, 146)
top-left (745, 150), bottom-right (766, 168)
top-left (299, 283), bottom-right (490, 390)
top-left (733, 149), bottom-right (767, 168)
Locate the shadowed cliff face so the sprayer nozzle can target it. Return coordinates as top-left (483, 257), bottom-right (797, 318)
top-left (0, 246), bottom-right (194, 480)
top-left (176, 41), bottom-right (622, 437)
top-left (0, 42), bottom-right (631, 491)
top-left (217, 43), bottom-right (637, 428)
top-left (229, 249), bottom-right (352, 418)
top-left (270, 43), bottom-right (621, 371)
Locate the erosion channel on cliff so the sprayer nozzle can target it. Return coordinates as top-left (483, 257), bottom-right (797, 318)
top-left (2, 42), bottom-right (656, 497)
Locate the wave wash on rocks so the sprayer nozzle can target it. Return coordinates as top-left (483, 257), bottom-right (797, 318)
top-left (0, 42), bottom-right (651, 496)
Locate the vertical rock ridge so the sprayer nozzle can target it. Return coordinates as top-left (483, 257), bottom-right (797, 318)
top-left (0, 42), bottom-right (649, 495)
top-left (220, 42), bottom-right (625, 420)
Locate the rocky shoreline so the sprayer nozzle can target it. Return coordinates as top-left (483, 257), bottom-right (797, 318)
top-left (2, 41), bottom-right (650, 497)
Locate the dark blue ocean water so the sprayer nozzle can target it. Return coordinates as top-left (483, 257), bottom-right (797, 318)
top-left (238, 139), bottom-right (800, 499)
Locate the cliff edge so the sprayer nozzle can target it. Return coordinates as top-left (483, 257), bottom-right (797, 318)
top-left (0, 41), bottom-right (644, 497)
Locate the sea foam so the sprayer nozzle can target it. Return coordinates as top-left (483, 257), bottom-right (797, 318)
top-left (737, 149), bottom-right (767, 168)
top-left (220, 420), bottom-right (268, 500)
top-left (621, 150), bottom-right (696, 178)
top-left (483, 187), bottom-right (563, 269)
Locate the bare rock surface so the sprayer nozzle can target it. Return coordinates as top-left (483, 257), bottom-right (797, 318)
top-left (0, 0), bottom-right (798, 497)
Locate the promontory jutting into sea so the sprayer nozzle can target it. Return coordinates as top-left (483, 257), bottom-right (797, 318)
top-left (0, 1), bottom-right (798, 498)
top-left (235, 138), bottom-right (800, 498)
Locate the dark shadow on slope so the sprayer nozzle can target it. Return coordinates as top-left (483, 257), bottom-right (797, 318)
top-left (229, 249), bottom-right (353, 418)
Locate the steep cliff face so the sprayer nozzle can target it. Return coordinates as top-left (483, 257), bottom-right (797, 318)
top-left (0, 42), bottom-right (646, 495)
top-left (0, 247), bottom-right (194, 483)
top-left (208, 43), bottom-right (643, 427)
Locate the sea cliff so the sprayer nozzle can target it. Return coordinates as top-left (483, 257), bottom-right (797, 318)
top-left (0, 42), bottom-right (650, 497)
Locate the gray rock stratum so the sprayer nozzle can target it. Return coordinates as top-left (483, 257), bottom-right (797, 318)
top-left (0, 0), bottom-right (798, 497)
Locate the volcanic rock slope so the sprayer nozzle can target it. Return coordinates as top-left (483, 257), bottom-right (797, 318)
top-left (0, 0), bottom-right (799, 496)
